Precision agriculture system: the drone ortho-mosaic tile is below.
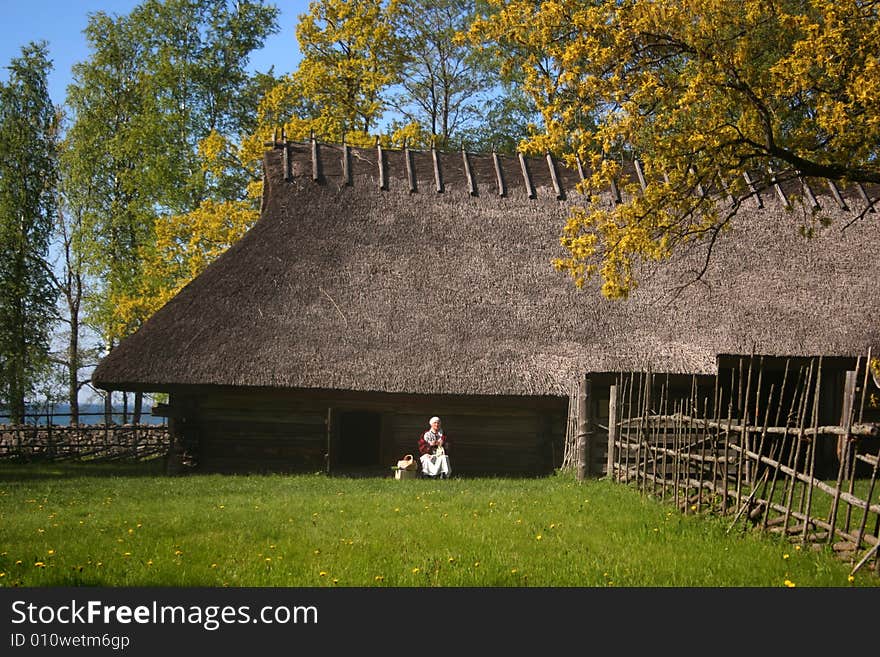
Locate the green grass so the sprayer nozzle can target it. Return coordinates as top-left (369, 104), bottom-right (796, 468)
top-left (0, 462), bottom-right (876, 588)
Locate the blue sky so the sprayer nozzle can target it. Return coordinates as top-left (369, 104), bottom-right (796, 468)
top-left (0, 0), bottom-right (311, 104)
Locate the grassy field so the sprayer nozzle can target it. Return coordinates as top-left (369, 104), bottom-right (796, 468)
top-left (0, 461), bottom-right (876, 588)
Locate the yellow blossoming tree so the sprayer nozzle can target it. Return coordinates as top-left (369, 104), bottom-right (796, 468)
top-left (471, 0), bottom-right (880, 298)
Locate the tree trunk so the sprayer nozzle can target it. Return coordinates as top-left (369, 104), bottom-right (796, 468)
top-left (134, 391), bottom-right (143, 424)
top-left (67, 306), bottom-right (79, 426)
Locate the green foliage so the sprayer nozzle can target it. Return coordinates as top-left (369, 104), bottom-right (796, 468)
top-left (0, 465), bottom-right (872, 587)
top-left (0, 42), bottom-right (59, 422)
top-left (471, 0), bottom-right (880, 298)
top-left (62, 0), bottom-right (280, 346)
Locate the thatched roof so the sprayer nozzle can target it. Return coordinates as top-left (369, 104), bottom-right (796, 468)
top-left (92, 141), bottom-right (880, 397)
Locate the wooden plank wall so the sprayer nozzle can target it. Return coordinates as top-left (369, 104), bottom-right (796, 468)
top-left (171, 388), bottom-right (567, 476)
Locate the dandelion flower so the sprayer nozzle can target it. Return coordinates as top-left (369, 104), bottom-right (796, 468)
top-left (511, 568), bottom-right (518, 574)
top-left (265, 557), bottom-right (272, 563)
top-left (794, 545), bottom-right (801, 551)
top-left (314, 550), bottom-right (321, 555)
top-left (0, 573), bottom-right (5, 578)
top-left (319, 571), bottom-right (327, 577)
top-left (332, 578), bottom-right (338, 584)
top-left (412, 567), bottom-right (420, 574)
top-left (47, 549), bottom-right (55, 555)
top-left (536, 534), bottom-right (543, 540)
top-left (15, 560), bottom-right (22, 565)
top-left (690, 505), bottom-right (697, 511)
top-left (448, 557), bottom-right (455, 563)
top-left (783, 554), bottom-right (790, 560)
top-left (147, 560), bottom-right (153, 566)
top-left (473, 562), bottom-right (480, 568)
top-left (374, 575), bottom-right (385, 581)
top-left (34, 562), bottom-right (45, 568)
top-left (784, 580), bottom-right (796, 588)
top-left (123, 552), bottom-right (131, 557)
top-left (848, 575), bottom-right (855, 583)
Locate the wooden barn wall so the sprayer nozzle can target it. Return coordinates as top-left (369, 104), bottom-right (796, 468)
top-left (168, 387), bottom-right (567, 476)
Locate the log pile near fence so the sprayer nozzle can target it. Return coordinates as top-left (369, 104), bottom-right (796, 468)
top-left (603, 355), bottom-right (880, 577)
top-left (0, 415), bottom-right (171, 462)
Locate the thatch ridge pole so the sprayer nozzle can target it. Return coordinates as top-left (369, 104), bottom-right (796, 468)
top-left (342, 142), bottom-right (352, 186)
top-left (575, 155), bottom-right (586, 183)
top-left (827, 179), bottom-right (848, 210)
top-left (606, 383), bottom-right (618, 480)
top-left (405, 142), bottom-right (417, 193)
top-left (576, 373), bottom-right (592, 481)
top-left (432, 145), bottom-right (444, 193)
top-left (518, 152), bottom-right (536, 199)
top-left (377, 141), bottom-right (387, 190)
top-left (800, 176), bottom-right (820, 211)
top-left (462, 147), bottom-right (477, 196)
top-left (492, 150), bottom-right (506, 197)
top-left (609, 176), bottom-right (622, 204)
top-left (311, 136), bottom-right (320, 182)
top-left (633, 159), bottom-right (647, 191)
top-left (855, 182), bottom-right (876, 213)
top-left (547, 153), bottom-right (565, 200)
top-left (768, 166), bottom-right (789, 208)
top-left (742, 170), bottom-right (763, 208)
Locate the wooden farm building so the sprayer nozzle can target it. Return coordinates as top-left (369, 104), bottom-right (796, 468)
top-left (91, 140), bottom-right (880, 477)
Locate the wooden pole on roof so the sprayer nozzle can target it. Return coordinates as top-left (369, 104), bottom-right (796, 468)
top-left (461, 144), bottom-right (477, 196)
top-left (633, 159), bottom-right (647, 191)
top-left (376, 137), bottom-right (387, 190)
top-left (799, 175), bottom-right (820, 211)
top-left (575, 154), bottom-right (586, 184)
top-left (855, 182), bottom-right (876, 213)
top-left (518, 151), bottom-right (536, 199)
top-left (492, 148), bottom-right (506, 197)
top-left (310, 132), bottom-right (320, 182)
top-left (546, 152), bottom-right (565, 200)
top-left (768, 166), bottom-right (789, 208)
top-left (826, 179), bottom-right (849, 211)
top-left (404, 138), bottom-right (417, 193)
top-left (742, 170), bottom-right (763, 208)
top-left (342, 138), bottom-right (352, 186)
top-left (431, 139), bottom-right (444, 193)
top-left (282, 128), bottom-right (291, 182)
top-left (576, 373), bottom-right (592, 481)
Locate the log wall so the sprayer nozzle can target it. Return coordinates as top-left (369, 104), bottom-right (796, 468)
top-left (162, 387), bottom-right (567, 476)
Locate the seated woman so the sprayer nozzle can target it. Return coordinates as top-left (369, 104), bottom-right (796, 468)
top-left (418, 416), bottom-right (452, 479)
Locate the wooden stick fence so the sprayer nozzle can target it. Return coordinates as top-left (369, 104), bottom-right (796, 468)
top-left (0, 412), bottom-right (170, 462)
top-left (603, 355), bottom-right (880, 577)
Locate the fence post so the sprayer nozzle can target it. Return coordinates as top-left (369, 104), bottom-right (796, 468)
top-left (576, 374), bottom-right (592, 481)
top-left (606, 384), bottom-right (618, 480)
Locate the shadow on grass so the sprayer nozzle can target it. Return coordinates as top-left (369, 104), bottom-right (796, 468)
top-left (0, 459), bottom-right (167, 481)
